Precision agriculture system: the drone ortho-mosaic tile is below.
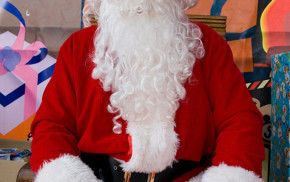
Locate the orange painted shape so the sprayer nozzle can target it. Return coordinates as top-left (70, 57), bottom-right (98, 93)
top-left (185, 1), bottom-right (213, 15)
top-left (0, 113), bottom-right (35, 140)
top-left (253, 63), bottom-right (270, 68)
top-left (228, 38), bottom-right (254, 72)
top-left (186, 1), bottom-right (258, 72)
top-left (222, 0), bottom-right (258, 32)
top-left (222, 0), bottom-right (257, 73)
top-left (186, 0), bottom-right (258, 32)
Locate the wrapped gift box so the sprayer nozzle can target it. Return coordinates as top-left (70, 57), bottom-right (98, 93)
top-left (0, 31), bottom-right (56, 135)
top-left (270, 51), bottom-right (290, 181)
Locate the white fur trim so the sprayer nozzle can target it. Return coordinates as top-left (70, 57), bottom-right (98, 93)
top-left (188, 171), bottom-right (204, 182)
top-left (121, 122), bottom-right (179, 173)
top-left (188, 163), bottom-right (264, 182)
top-left (34, 154), bottom-right (102, 182)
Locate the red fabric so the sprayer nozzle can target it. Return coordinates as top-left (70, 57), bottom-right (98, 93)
top-left (30, 22), bottom-right (265, 179)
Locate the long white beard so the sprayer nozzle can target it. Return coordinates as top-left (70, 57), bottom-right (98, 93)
top-left (91, 0), bottom-right (204, 172)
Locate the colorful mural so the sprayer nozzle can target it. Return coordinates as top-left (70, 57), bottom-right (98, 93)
top-left (186, 0), bottom-right (258, 72)
top-left (0, 1), bottom-right (56, 139)
top-left (0, 0), bottom-right (81, 140)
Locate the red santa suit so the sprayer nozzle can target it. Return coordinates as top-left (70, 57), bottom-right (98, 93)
top-left (30, 22), bottom-right (265, 181)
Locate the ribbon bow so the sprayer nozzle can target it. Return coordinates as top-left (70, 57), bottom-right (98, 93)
top-left (0, 0), bottom-right (48, 120)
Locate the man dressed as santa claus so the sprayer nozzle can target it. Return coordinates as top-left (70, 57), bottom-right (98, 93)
top-left (30, 0), bottom-right (265, 181)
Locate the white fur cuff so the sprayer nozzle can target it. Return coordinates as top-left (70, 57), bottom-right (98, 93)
top-left (188, 163), bottom-right (264, 182)
top-left (34, 154), bottom-right (102, 182)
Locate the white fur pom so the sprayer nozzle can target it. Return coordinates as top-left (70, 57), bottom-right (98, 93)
top-left (34, 154), bottom-right (102, 182)
top-left (188, 163), bottom-right (264, 182)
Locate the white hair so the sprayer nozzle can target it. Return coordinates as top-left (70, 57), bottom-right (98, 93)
top-left (83, 0), bottom-right (199, 27)
top-left (87, 0), bottom-right (204, 172)
top-left (89, 0), bottom-right (204, 134)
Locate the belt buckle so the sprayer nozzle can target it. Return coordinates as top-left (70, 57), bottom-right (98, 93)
top-left (147, 172), bottom-right (155, 182)
top-left (123, 172), bottom-right (131, 182)
top-left (123, 172), bottom-right (156, 182)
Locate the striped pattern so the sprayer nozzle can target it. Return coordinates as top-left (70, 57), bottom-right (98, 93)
top-left (246, 79), bottom-right (271, 90)
top-left (188, 14), bottom-right (227, 38)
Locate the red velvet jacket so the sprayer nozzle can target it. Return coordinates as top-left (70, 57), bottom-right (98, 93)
top-left (30, 22), bottom-right (265, 181)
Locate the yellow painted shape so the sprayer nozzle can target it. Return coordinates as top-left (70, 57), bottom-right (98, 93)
top-left (260, 0), bottom-right (290, 52)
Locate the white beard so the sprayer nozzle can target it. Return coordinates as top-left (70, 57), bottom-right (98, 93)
top-left (91, 0), bottom-right (204, 173)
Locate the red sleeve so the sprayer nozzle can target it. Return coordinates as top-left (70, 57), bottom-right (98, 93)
top-left (30, 34), bottom-right (79, 172)
top-left (199, 24), bottom-right (265, 176)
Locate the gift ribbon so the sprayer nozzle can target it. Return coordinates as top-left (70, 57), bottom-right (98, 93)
top-left (0, 0), bottom-right (49, 120)
top-left (0, 0), bottom-right (25, 26)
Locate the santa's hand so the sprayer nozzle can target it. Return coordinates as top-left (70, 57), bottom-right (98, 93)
top-left (34, 154), bottom-right (102, 182)
top-left (188, 163), bottom-right (264, 182)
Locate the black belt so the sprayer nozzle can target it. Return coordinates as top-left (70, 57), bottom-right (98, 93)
top-left (80, 152), bottom-right (211, 182)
